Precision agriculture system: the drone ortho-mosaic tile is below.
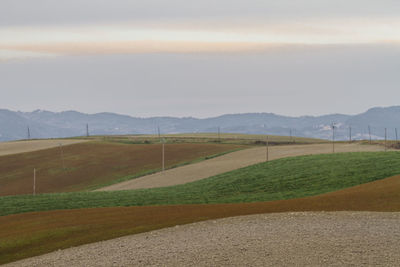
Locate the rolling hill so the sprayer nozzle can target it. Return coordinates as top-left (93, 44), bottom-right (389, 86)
top-left (2, 106), bottom-right (400, 141)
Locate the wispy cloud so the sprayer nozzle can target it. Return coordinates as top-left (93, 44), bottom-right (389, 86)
top-left (1, 18), bottom-right (400, 59)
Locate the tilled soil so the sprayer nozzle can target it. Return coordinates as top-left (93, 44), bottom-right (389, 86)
top-left (6, 212), bottom-right (400, 266)
top-left (0, 139), bottom-right (87, 156)
top-left (99, 143), bottom-right (385, 191)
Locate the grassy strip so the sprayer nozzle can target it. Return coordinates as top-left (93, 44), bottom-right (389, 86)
top-left (85, 133), bottom-right (327, 146)
top-left (2, 174), bottom-right (400, 264)
top-left (1, 151), bottom-right (400, 216)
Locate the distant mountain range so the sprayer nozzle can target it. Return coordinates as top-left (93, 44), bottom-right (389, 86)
top-left (1, 106), bottom-right (400, 142)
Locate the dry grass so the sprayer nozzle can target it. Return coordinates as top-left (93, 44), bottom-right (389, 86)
top-left (1, 175), bottom-right (399, 264)
top-left (0, 139), bottom-right (87, 156)
top-left (0, 142), bottom-right (243, 196)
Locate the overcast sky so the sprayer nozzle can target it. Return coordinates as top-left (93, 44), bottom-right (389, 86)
top-left (1, 0), bottom-right (399, 118)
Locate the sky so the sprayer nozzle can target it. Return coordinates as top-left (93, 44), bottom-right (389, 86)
top-left (1, 0), bottom-right (400, 118)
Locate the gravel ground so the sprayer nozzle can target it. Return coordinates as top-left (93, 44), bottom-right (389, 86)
top-left (0, 139), bottom-right (87, 156)
top-left (7, 212), bottom-right (400, 266)
top-left (99, 143), bottom-right (385, 191)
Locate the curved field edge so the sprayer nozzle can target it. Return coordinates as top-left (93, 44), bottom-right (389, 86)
top-left (1, 174), bottom-right (400, 265)
top-left (1, 151), bottom-right (400, 216)
top-left (91, 146), bottom-right (245, 190)
top-left (0, 142), bottom-right (245, 196)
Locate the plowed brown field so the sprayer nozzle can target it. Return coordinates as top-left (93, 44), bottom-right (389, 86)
top-left (0, 142), bottom-right (243, 196)
top-left (1, 175), bottom-right (399, 264)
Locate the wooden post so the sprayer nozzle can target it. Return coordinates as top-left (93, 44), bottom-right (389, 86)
top-left (266, 136), bottom-right (269, 162)
top-left (33, 168), bottom-right (36, 196)
top-left (332, 123), bottom-right (335, 153)
top-left (385, 128), bottom-right (387, 152)
top-left (349, 126), bottom-right (352, 143)
top-left (59, 143), bottom-right (66, 170)
top-left (162, 139), bottom-right (165, 172)
top-left (293, 129), bottom-right (296, 144)
top-left (396, 128), bottom-right (398, 142)
top-left (368, 125), bottom-right (372, 144)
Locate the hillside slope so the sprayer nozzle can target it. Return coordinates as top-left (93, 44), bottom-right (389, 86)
top-left (1, 174), bottom-right (400, 264)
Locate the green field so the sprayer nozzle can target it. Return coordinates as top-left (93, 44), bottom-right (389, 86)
top-left (2, 151), bottom-right (400, 216)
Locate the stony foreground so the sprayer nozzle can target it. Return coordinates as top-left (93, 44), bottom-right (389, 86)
top-left (7, 212), bottom-right (400, 266)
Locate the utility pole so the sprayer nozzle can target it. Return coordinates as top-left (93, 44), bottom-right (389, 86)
top-left (349, 126), bottom-right (352, 143)
top-left (86, 123), bottom-right (89, 137)
top-left (59, 143), bottom-right (66, 170)
top-left (332, 123), bottom-right (335, 153)
top-left (33, 168), bottom-right (36, 196)
top-left (27, 126), bottom-right (31, 140)
top-left (266, 135), bottom-right (269, 162)
top-left (289, 128), bottom-right (292, 142)
top-left (368, 125), bottom-right (372, 144)
top-left (395, 128), bottom-right (398, 142)
top-left (162, 138), bottom-right (165, 172)
top-left (157, 126), bottom-right (161, 140)
top-left (385, 128), bottom-right (387, 152)
top-left (293, 129), bottom-right (296, 143)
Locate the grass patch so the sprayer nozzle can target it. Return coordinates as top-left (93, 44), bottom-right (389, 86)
top-left (1, 151), bottom-right (400, 216)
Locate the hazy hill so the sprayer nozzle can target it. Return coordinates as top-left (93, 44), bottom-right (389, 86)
top-left (1, 106), bottom-right (399, 141)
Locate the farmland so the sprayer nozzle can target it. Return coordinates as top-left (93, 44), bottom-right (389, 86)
top-left (1, 174), bottom-right (399, 264)
top-left (0, 141), bottom-right (244, 196)
top-left (1, 137), bottom-right (399, 265)
top-left (99, 142), bottom-right (385, 191)
top-left (2, 151), bottom-right (400, 215)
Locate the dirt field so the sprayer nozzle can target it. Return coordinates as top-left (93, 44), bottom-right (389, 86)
top-left (99, 143), bottom-right (385, 191)
top-left (0, 139), bottom-right (87, 156)
top-left (2, 174), bottom-right (399, 264)
top-left (5, 212), bottom-right (400, 267)
top-left (0, 142), bottom-right (242, 196)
